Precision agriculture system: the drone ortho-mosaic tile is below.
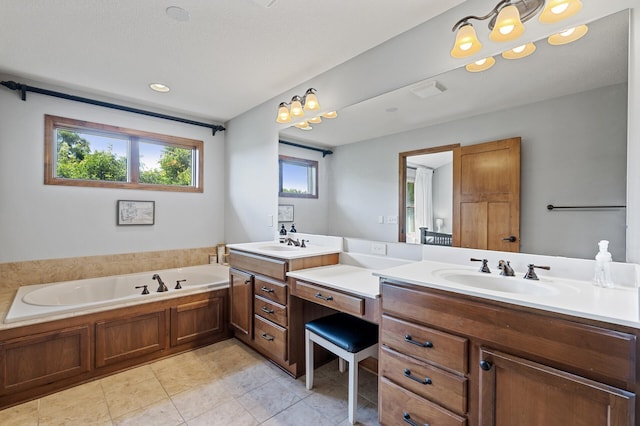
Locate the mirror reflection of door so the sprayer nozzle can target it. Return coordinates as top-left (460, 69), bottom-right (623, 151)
top-left (453, 137), bottom-right (521, 252)
top-left (400, 137), bottom-right (521, 251)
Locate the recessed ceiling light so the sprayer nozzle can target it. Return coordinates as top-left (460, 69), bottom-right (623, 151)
top-left (149, 83), bottom-right (170, 93)
top-left (166, 6), bottom-right (190, 22)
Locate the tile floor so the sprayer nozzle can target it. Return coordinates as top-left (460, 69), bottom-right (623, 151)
top-left (0, 338), bottom-right (380, 425)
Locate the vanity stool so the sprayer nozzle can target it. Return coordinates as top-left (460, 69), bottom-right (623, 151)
top-left (305, 312), bottom-right (379, 425)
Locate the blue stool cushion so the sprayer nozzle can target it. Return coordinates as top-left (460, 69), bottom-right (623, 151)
top-left (305, 313), bottom-right (378, 353)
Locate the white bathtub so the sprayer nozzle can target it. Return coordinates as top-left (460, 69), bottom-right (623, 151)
top-left (4, 264), bottom-right (229, 324)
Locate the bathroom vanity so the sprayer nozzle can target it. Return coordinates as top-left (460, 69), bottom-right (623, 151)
top-left (375, 261), bottom-right (639, 425)
top-left (227, 241), bottom-right (341, 376)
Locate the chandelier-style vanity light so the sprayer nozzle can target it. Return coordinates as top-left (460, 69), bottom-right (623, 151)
top-left (276, 88), bottom-right (320, 123)
top-left (451, 0), bottom-right (583, 59)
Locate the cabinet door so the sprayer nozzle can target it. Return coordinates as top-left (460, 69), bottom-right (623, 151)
top-left (0, 325), bottom-right (91, 395)
top-left (95, 311), bottom-right (166, 368)
top-left (170, 296), bottom-right (225, 347)
top-left (230, 268), bottom-right (253, 337)
top-left (478, 348), bottom-right (635, 426)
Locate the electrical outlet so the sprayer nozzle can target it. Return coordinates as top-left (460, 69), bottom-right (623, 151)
top-left (387, 215), bottom-right (398, 224)
top-left (371, 243), bottom-right (387, 255)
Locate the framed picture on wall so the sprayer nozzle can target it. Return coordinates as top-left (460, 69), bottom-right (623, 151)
top-left (278, 204), bottom-right (294, 222)
top-left (117, 200), bottom-right (155, 225)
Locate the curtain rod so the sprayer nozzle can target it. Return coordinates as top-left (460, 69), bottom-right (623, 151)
top-left (1, 80), bottom-right (226, 135)
top-left (279, 139), bottom-right (333, 157)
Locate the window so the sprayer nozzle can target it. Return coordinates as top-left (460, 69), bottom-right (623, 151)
top-left (279, 155), bottom-right (318, 198)
top-left (44, 115), bottom-right (203, 192)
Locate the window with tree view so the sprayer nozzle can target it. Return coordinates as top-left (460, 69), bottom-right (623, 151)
top-left (45, 115), bottom-right (203, 192)
top-left (279, 155), bottom-right (318, 198)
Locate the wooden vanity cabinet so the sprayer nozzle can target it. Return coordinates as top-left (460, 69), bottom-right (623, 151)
top-left (380, 280), bottom-right (638, 425)
top-left (228, 248), bottom-right (338, 376)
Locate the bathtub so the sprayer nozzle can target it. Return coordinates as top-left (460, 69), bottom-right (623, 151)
top-left (4, 264), bottom-right (229, 324)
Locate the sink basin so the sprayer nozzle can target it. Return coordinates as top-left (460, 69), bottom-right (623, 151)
top-left (257, 244), bottom-right (301, 252)
top-left (432, 269), bottom-right (558, 296)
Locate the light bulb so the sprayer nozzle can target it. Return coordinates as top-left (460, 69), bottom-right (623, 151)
top-left (539, 0), bottom-right (582, 24)
top-left (451, 24), bottom-right (482, 58)
top-left (490, 5), bottom-right (525, 42)
top-left (276, 102), bottom-right (291, 123)
top-left (290, 96), bottom-right (304, 118)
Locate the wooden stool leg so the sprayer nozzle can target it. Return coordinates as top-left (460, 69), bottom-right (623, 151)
top-left (305, 329), bottom-right (314, 390)
top-left (348, 355), bottom-right (357, 424)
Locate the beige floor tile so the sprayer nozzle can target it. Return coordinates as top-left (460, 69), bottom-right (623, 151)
top-left (303, 381), bottom-right (350, 424)
top-left (100, 364), bottom-right (156, 392)
top-left (39, 381), bottom-right (109, 421)
top-left (336, 400), bottom-right (380, 426)
top-left (186, 398), bottom-right (258, 426)
top-left (104, 376), bottom-right (168, 419)
top-left (0, 399), bottom-right (39, 426)
top-left (237, 378), bottom-right (302, 422)
top-left (261, 400), bottom-right (335, 426)
top-left (221, 360), bottom-right (281, 398)
top-left (113, 398), bottom-right (183, 426)
top-left (170, 380), bottom-right (234, 421)
top-left (151, 358), bottom-right (213, 396)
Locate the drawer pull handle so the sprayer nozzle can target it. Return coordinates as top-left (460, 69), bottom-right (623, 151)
top-left (261, 306), bottom-right (275, 314)
top-left (480, 360), bottom-right (493, 371)
top-left (403, 369), bottom-right (432, 385)
top-left (404, 335), bottom-right (433, 348)
top-left (261, 333), bottom-right (275, 341)
top-left (261, 286), bottom-right (275, 293)
top-left (244, 279), bottom-right (251, 284)
top-left (402, 412), bottom-right (428, 426)
top-left (315, 292), bottom-right (334, 301)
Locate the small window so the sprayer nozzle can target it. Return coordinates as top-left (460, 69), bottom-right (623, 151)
top-left (45, 115), bottom-right (203, 192)
top-left (279, 155), bottom-right (318, 198)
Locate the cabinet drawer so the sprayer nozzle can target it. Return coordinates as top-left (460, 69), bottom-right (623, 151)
top-left (294, 280), bottom-right (364, 316)
top-left (255, 276), bottom-right (287, 305)
top-left (382, 315), bottom-right (468, 374)
top-left (380, 377), bottom-right (467, 426)
top-left (254, 315), bottom-right (288, 362)
top-left (254, 295), bottom-right (287, 327)
top-left (229, 250), bottom-right (287, 281)
top-left (381, 346), bottom-right (467, 416)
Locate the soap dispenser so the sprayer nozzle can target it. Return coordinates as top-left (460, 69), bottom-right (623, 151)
top-left (289, 223), bottom-right (297, 233)
top-left (593, 240), bottom-right (614, 288)
top-left (279, 224), bottom-right (287, 243)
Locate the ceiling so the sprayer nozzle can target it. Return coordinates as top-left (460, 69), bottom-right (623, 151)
top-left (0, 0), bottom-right (465, 123)
top-left (280, 9), bottom-right (629, 147)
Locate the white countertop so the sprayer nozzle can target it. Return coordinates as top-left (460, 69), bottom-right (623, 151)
top-left (373, 260), bottom-right (640, 329)
top-left (227, 240), bottom-right (341, 260)
top-left (288, 264), bottom-right (381, 299)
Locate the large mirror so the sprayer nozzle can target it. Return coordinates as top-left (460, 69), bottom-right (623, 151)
top-left (280, 10), bottom-right (629, 260)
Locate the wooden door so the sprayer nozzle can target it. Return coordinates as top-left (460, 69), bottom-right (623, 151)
top-left (453, 137), bottom-right (520, 252)
top-left (229, 268), bottom-right (253, 337)
top-left (478, 348), bottom-right (635, 426)
top-left (170, 296), bottom-right (225, 347)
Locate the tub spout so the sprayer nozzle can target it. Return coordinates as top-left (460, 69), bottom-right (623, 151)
top-left (152, 274), bottom-right (168, 292)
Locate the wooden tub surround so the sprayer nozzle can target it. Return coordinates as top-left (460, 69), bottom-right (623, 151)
top-left (0, 288), bottom-right (231, 409)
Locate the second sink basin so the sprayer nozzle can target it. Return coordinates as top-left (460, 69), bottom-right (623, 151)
top-left (432, 269), bottom-right (558, 296)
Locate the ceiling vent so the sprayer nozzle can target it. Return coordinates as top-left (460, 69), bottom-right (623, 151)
top-left (409, 81), bottom-right (446, 99)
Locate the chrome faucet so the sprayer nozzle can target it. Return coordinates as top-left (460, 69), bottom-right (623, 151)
top-left (152, 274), bottom-right (168, 292)
top-left (498, 260), bottom-right (515, 277)
top-left (524, 264), bottom-right (551, 280)
top-left (286, 237), bottom-right (301, 247)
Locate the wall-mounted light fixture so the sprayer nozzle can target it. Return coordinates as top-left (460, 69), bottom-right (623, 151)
top-left (451, 0), bottom-right (583, 59)
top-left (276, 88), bottom-right (320, 123)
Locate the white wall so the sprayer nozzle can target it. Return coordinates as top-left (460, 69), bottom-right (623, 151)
top-left (328, 84), bottom-right (628, 260)
top-left (278, 143), bottom-right (331, 236)
top-left (0, 81), bottom-right (225, 262)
